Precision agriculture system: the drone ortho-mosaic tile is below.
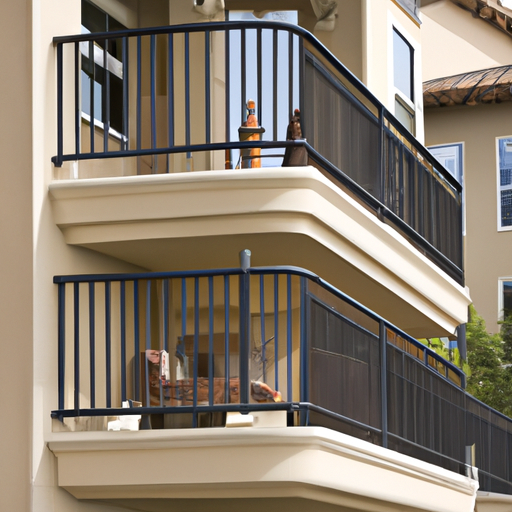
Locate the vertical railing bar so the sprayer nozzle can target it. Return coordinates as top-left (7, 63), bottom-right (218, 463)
top-left (298, 37), bottom-right (305, 139)
top-left (286, 274), bottom-right (292, 401)
top-left (239, 272), bottom-right (250, 405)
top-left (56, 43), bottom-right (64, 166)
top-left (274, 274), bottom-right (279, 392)
top-left (134, 280), bottom-right (140, 401)
top-left (58, 283), bottom-right (66, 411)
top-left (379, 110), bottom-right (386, 205)
top-left (89, 40), bottom-right (95, 154)
top-left (120, 281), bottom-right (127, 402)
top-left (164, 278), bottom-right (169, 353)
top-left (122, 36), bottom-right (129, 151)
top-left (185, 32), bottom-right (191, 152)
top-left (73, 283), bottom-right (80, 411)
top-left (74, 42), bottom-right (80, 157)
top-left (224, 27), bottom-right (231, 169)
top-left (241, 29), bottom-right (246, 126)
top-left (168, 33), bottom-right (175, 149)
top-left (272, 29), bottom-right (278, 141)
top-left (150, 34), bottom-right (157, 154)
top-left (145, 280), bottom-right (151, 408)
top-left (257, 28), bottom-right (262, 126)
top-left (205, 31), bottom-right (211, 144)
top-left (105, 281), bottom-right (112, 408)
top-left (380, 320), bottom-right (388, 448)
top-left (299, 277), bottom-right (308, 405)
top-left (136, 36), bottom-right (142, 152)
top-left (208, 276), bottom-right (214, 406)
top-left (193, 277), bottom-right (200, 427)
top-left (224, 275), bottom-right (230, 402)
top-left (103, 41), bottom-right (110, 153)
top-left (260, 275), bottom-right (266, 382)
top-left (181, 277), bottom-right (187, 340)
top-left (88, 282), bottom-right (96, 409)
top-left (288, 31), bottom-right (293, 122)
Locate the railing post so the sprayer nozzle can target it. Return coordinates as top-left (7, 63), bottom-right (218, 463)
top-left (55, 42), bottom-right (64, 167)
top-left (299, 276), bottom-right (309, 426)
top-left (57, 282), bottom-right (66, 412)
top-left (239, 250), bottom-right (251, 405)
top-left (378, 106), bottom-right (385, 206)
top-left (299, 37), bottom-right (305, 139)
top-left (380, 320), bottom-right (388, 448)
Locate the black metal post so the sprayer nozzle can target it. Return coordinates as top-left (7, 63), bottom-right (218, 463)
top-left (380, 319), bottom-right (388, 448)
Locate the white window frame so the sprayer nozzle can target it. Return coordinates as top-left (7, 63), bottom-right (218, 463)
top-left (388, 15), bottom-right (423, 141)
top-left (496, 136), bottom-right (512, 231)
top-left (428, 142), bottom-right (465, 235)
top-left (498, 277), bottom-right (512, 320)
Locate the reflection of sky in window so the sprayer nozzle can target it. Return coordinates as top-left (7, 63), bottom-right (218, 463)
top-left (393, 29), bottom-right (413, 101)
top-left (228, 11), bottom-right (299, 167)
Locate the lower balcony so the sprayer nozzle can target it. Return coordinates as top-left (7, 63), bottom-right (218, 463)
top-left (48, 264), bottom-right (512, 508)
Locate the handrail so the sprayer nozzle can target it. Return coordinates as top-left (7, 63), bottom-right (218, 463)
top-left (53, 264), bottom-right (464, 385)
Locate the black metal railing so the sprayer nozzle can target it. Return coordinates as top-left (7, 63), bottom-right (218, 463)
top-left (52, 21), bottom-right (463, 284)
top-left (53, 265), bottom-right (512, 494)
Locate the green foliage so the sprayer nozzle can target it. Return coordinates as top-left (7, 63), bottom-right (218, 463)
top-left (500, 314), bottom-right (512, 364)
top-left (466, 305), bottom-right (512, 417)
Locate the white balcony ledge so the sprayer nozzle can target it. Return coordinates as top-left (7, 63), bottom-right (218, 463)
top-left (48, 426), bottom-right (478, 512)
top-left (48, 166), bottom-right (470, 337)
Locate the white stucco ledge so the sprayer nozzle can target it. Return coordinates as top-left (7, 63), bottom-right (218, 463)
top-left (476, 491), bottom-right (512, 512)
top-left (49, 167), bottom-right (470, 337)
top-left (47, 425), bottom-right (478, 512)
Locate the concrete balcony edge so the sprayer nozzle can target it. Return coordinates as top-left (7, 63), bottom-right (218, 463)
top-left (47, 425), bottom-right (478, 512)
top-left (49, 167), bottom-right (470, 336)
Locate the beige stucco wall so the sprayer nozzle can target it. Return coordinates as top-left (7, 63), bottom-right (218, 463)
top-left (421, 0), bottom-right (512, 81)
top-left (10, 1), bottom-right (147, 510)
top-left (424, 101), bottom-right (512, 333)
top-left (0, 1), bottom-right (33, 509)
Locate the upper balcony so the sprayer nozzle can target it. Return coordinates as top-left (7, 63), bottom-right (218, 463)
top-left (49, 21), bottom-right (467, 338)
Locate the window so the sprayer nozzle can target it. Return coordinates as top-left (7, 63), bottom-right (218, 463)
top-left (393, 28), bottom-right (415, 134)
top-left (428, 143), bottom-right (465, 234)
top-left (81, 0), bottom-right (126, 135)
top-left (497, 137), bottom-right (512, 229)
top-left (499, 279), bottom-right (512, 319)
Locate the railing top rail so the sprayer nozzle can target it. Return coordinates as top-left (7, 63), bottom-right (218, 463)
top-left (53, 263), bottom-right (464, 382)
top-left (52, 20), bottom-right (461, 196)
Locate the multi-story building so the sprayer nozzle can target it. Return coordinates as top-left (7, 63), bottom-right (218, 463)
top-left (422, 0), bottom-right (512, 332)
top-left (2, 0), bottom-right (512, 511)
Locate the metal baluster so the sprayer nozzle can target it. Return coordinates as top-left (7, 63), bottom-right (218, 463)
top-left (120, 281), bottom-right (126, 403)
top-left (89, 282), bottom-right (96, 408)
top-left (74, 283), bottom-right (80, 411)
top-left (224, 275), bottom-right (230, 402)
top-left (134, 280), bottom-right (140, 401)
top-left (105, 281), bottom-right (111, 408)
top-left (205, 31), bottom-right (211, 144)
top-left (208, 276), bottom-right (214, 406)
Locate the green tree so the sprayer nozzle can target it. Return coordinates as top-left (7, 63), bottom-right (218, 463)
top-left (466, 305), bottom-right (512, 416)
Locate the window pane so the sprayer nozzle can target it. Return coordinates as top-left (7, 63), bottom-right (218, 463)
top-left (395, 97), bottom-right (414, 135)
top-left (501, 190), bottom-right (512, 227)
top-left (504, 282), bottom-right (512, 316)
top-left (498, 137), bottom-right (512, 227)
top-left (393, 29), bottom-right (413, 101)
